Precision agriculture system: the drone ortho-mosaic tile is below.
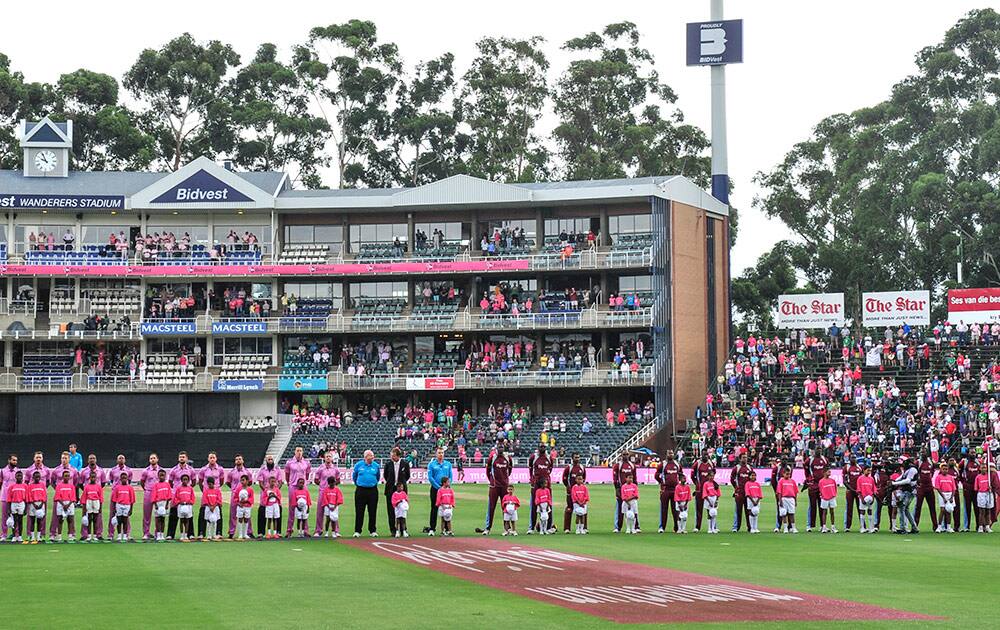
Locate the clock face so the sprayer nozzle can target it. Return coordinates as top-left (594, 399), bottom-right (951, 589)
top-left (34, 150), bottom-right (58, 173)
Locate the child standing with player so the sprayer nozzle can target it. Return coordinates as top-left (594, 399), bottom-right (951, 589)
top-left (436, 477), bottom-right (455, 536)
top-left (81, 471), bottom-right (103, 542)
top-left (934, 462), bottom-right (957, 533)
top-left (701, 470), bottom-right (721, 534)
top-left (571, 475), bottom-right (589, 534)
top-left (111, 471), bottom-right (135, 542)
top-left (974, 467), bottom-right (994, 533)
top-left (818, 469), bottom-right (839, 533)
top-left (151, 469), bottom-right (171, 542)
top-left (620, 473), bottom-right (640, 534)
top-left (236, 475), bottom-right (255, 540)
top-left (857, 466), bottom-right (877, 533)
top-left (502, 486), bottom-right (520, 536)
top-left (291, 478), bottom-right (312, 538)
top-left (673, 474), bottom-right (691, 534)
top-left (777, 468), bottom-right (799, 533)
top-left (261, 476), bottom-right (280, 539)
top-left (27, 471), bottom-right (46, 544)
top-left (745, 471), bottom-right (763, 533)
top-left (8, 471), bottom-right (27, 543)
top-left (533, 478), bottom-right (552, 535)
top-left (53, 470), bottom-right (77, 542)
top-left (391, 482), bottom-right (409, 538)
top-left (173, 474), bottom-right (196, 541)
top-left (201, 477), bottom-right (223, 541)
top-left (319, 476), bottom-right (343, 538)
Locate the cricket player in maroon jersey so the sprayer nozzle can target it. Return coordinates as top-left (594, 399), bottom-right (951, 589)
top-left (562, 452), bottom-right (587, 532)
top-left (730, 454), bottom-right (753, 532)
top-left (842, 455), bottom-right (863, 531)
top-left (527, 445), bottom-right (552, 533)
top-left (476, 447), bottom-right (511, 535)
top-left (960, 453), bottom-right (981, 532)
top-left (612, 454), bottom-right (639, 532)
top-left (805, 449), bottom-right (829, 531)
top-left (914, 452), bottom-right (938, 531)
top-left (654, 450), bottom-right (681, 532)
top-left (692, 452), bottom-right (715, 532)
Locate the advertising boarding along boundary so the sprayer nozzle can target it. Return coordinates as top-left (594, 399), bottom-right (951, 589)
top-left (352, 538), bottom-right (938, 624)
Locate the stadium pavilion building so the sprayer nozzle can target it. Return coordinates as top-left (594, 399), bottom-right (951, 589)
top-left (0, 118), bottom-right (730, 465)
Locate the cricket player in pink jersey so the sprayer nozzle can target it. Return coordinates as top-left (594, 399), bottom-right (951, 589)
top-left (110, 472), bottom-right (136, 542)
top-left (283, 447), bottom-right (311, 537)
top-left (856, 467), bottom-right (878, 533)
top-left (167, 452), bottom-right (197, 539)
top-left (256, 455), bottom-right (284, 537)
top-left (197, 452), bottom-right (226, 539)
top-left (933, 462), bottom-right (958, 533)
top-left (312, 453), bottom-right (340, 536)
top-left (106, 455), bottom-right (132, 538)
top-left (139, 453), bottom-right (163, 540)
top-left (47, 452), bottom-right (77, 538)
top-left (744, 472), bottom-right (763, 533)
top-left (1, 454), bottom-right (19, 540)
top-left (53, 470), bottom-right (77, 542)
top-left (227, 454), bottom-right (255, 538)
top-left (818, 469), bottom-right (839, 533)
top-left (319, 476), bottom-right (344, 538)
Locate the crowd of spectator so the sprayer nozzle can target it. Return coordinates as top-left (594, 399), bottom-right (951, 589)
top-left (340, 340), bottom-right (402, 376)
top-left (480, 226), bottom-right (530, 255)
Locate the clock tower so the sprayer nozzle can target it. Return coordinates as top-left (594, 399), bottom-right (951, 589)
top-left (19, 117), bottom-right (72, 178)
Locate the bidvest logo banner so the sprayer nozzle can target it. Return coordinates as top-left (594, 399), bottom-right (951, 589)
top-left (947, 288), bottom-right (1000, 323)
top-left (686, 19), bottom-right (744, 66)
top-left (213, 379), bottom-right (264, 392)
top-left (150, 169), bottom-right (253, 204)
top-left (862, 290), bottom-right (930, 327)
top-left (776, 293), bottom-right (844, 329)
top-left (211, 320), bottom-right (268, 335)
top-left (139, 321), bottom-right (197, 335)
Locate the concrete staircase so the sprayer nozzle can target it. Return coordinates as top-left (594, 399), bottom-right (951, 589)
top-left (264, 414), bottom-right (294, 462)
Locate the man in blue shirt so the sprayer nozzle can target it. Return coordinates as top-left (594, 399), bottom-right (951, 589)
top-left (68, 444), bottom-right (83, 471)
top-left (426, 447), bottom-right (452, 536)
top-left (352, 450), bottom-right (381, 537)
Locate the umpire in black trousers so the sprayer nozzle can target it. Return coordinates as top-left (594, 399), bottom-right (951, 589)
top-left (382, 448), bottom-right (410, 536)
top-left (353, 450), bottom-right (381, 536)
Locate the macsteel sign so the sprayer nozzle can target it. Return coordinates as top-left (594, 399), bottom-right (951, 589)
top-left (0, 193), bottom-right (125, 210)
top-left (947, 288), bottom-right (1000, 323)
top-left (861, 290), bottom-right (930, 327)
top-left (405, 377), bottom-right (456, 391)
top-left (776, 293), bottom-right (844, 329)
top-left (213, 379), bottom-right (264, 392)
top-left (686, 19), bottom-right (743, 66)
top-left (139, 321), bottom-right (197, 335)
top-left (279, 376), bottom-right (328, 391)
top-left (150, 169), bottom-right (253, 204)
top-left (211, 321), bottom-right (268, 335)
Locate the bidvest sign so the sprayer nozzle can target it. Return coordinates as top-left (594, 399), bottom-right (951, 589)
top-left (947, 288), bottom-right (1000, 323)
top-left (211, 320), bottom-right (268, 335)
top-left (686, 19), bottom-right (744, 66)
top-left (776, 293), bottom-right (844, 329)
top-left (150, 169), bottom-right (253, 204)
top-left (861, 290), bottom-right (930, 327)
top-left (139, 321), bottom-right (197, 335)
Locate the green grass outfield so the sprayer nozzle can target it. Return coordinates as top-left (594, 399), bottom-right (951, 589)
top-left (1, 484), bottom-right (997, 629)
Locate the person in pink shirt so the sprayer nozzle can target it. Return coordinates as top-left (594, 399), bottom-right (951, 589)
top-left (47, 451), bottom-right (76, 539)
top-left (1, 454), bottom-right (20, 540)
top-left (8, 470), bottom-right (27, 543)
top-left (201, 476), bottom-right (224, 541)
top-left (571, 475), bottom-right (590, 534)
top-left (290, 477), bottom-right (312, 538)
top-left (818, 469), bottom-right (839, 533)
top-left (139, 453), bottom-right (163, 540)
top-left (856, 466), bottom-right (878, 534)
top-left (532, 479), bottom-right (551, 535)
top-left (620, 474), bottom-right (640, 535)
top-left (744, 472), bottom-right (763, 534)
top-left (501, 486), bottom-right (520, 536)
top-left (391, 482), bottom-right (410, 538)
top-left (436, 477), bottom-right (456, 537)
top-left (673, 475), bottom-right (692, 533)
top-left (26, 471), bottom-right (47, 543)
top-left (974, 469), bottom-right (994, 533)
top-left (777, 468), bottom-right (800, 533)
top-left (106, 454), bottom-right (132, 537)
top-left (312, 453), bottom-right (340, 537)
top-left (261, 476), bottom-right (281, 540)
top-left (167, 452), bottom-right (196, 540)
top-left (197, 452), bottom-right (226, 540)
top-left (227, 455), bottom-right (254, 539)
top-left (110, 471), bottom-right (136, 542)
top-left (319, 476), bottom-right (344, 538)
top-left (933, 462), bottom-right (958, 533)
top-left (701, 470), bottom-right (721, 534)
top-left (283, 447), bottom-right (311, 537)
top-left (80, 469), bottom-right (105, 542)
top-left (53, 469), bottom-right (77, 542)
top-left (172, 474), bottom-right (196, 541)
top-left (150, 469), bottom-right (171, 542)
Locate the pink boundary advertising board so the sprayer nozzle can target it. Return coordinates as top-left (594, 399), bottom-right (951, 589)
top-left (335, 466), bottom-right (833, 485)
top-left (0, 259), bottom-right (531, 277)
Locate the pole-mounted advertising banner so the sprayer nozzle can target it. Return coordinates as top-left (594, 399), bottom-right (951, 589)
top-left (776, 293), bottom-right (844, 329)
top-left (686, 19), bottom-right (744, 66)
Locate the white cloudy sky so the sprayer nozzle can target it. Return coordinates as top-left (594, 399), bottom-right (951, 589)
top-left (4, 0), bottom-right (994, 272)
